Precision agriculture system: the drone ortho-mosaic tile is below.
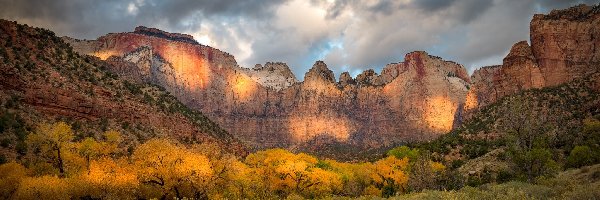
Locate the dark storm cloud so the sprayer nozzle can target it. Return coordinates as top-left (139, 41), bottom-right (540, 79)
top-left (0, 0), bottom-right (287, 39)
top-left (412, 0), bottom-right (494, 23)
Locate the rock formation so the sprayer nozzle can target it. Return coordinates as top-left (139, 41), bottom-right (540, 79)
top-left (465, 4), bottom-right (599, 114)
top-left (66, 29), bottom-right (470, 155)
top-left (63, 4), bottom-right (599, 158)
top-left (241, 62), bottom-right (298, 91)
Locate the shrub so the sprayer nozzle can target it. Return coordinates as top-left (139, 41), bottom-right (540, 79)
top-left (566, 145), bottom-right (595, 168)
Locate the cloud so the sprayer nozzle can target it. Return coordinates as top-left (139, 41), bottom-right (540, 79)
top-left (0, 0), bottom-right (288, 39)
top-left (0, 0), bottom-right (594, 79)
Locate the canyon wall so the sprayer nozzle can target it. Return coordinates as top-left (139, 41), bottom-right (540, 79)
top-left (66, 28), bottom-right (470, 154)
top-left (65, 4), bottom-right (599, 157)
top-left (465, 4), bottom-right (599, 114)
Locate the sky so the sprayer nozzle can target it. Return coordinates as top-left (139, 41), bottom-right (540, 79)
top-left (0, 0), bottom-right (596, 80)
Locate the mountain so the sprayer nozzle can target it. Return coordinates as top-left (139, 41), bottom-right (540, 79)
top-left (0, 20), bottom-right (247, 161)
top-left (415, 4), bottom-right (600, 183)
top-left (63, 4), bottom-right (598, 159)
top-left (65, 26), bottom-right (471, 159)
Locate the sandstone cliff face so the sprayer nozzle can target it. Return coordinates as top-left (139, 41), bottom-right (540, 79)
top-left (466, 4), bottom-right (599, 114)
top-left (63, 4), bottom-right (599, 157)
top-left (66, 28), bottom-right (471, 155)
top-left (464, 65), bottom-right (501, 114)
top-left (531, 4), bottom-right (600, 86)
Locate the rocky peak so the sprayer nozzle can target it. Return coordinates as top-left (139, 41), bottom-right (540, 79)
top-left (304, 61), bottom-right (335, 83)
top-left (133, 26), bottom-right (198, 44)
top-left (504, 41), bottom-right (533, 60)
top-left (535, 4), bottom-right (598, 20)
top-left (356, 69), bottom-right (377, 85)
top-left (338, 72), bottom-right (355, 87)
top-left (503, 41), bottom-right (535, 66)
top-left (242, 62), bottom-right (298, 91)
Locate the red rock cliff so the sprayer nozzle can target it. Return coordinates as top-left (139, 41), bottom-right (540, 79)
top-left (66, 29), bottom-right (471, 155)
top-left (465, 4), bottom-right (599, 114)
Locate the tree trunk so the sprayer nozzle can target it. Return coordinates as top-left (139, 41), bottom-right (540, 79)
top-left (57, 146), bottom-right (65, 176)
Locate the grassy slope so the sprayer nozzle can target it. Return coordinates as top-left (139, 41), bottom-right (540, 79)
top-left (393, 164), bottom-right (600, 200)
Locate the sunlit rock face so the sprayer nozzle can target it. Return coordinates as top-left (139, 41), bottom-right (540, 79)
top-left (463, 65), bottom-right (501, 114)
top-left (66, 27), bottom-right (470, 156)
top-left (465, 4), bottom-right (600, 116)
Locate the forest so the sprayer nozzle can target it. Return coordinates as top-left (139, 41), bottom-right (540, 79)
top-left (1, 118), bottom-right (599, 199)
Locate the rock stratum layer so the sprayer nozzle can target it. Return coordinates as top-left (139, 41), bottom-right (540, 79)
top-left (65, 4), bottom-right (599, 158)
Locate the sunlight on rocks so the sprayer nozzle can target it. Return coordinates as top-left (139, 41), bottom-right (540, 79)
top-left (464, 90), bottom-right (479, 111)
top-left (228, 73), bottom-right (256, 102)
top-left (157, 44), bottom-right (210, 90)
top-left (93, 50), bottom-right (119, 60)
top-left (287, 115), bottom-right (352, 142)
top-left (424, 96), bottom-right (456, 132)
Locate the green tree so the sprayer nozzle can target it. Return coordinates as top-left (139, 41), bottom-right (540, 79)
top-left (566, 145), bottom-right (594, 168)
top-left (387, 146), bottom-right (420, 161)
top-left (502, 98), bottom-right (558, 182)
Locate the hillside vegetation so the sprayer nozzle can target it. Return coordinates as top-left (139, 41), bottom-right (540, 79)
top-left (0, 19), bottom-right (246, 162)
top-left (410, 71), bottom-right (600, 186)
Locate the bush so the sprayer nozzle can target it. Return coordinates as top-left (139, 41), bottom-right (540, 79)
top-left (566, 145), bottom-right (595, 168)
top-left (387, 146), bottom-right (419, 160)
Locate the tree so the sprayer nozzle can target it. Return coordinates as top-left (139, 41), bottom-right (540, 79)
top-left (14, 175), bottom-right (71, 199)
top-left (77, 130), bottom-right (123, 173)
top-left (369, 156), bottom-right (409, 197)
top-left (566, 145), bottom-right (594, 168)
top-left (0, 162), bottom-right (28, 199)
top-left (133, 138), bottom-right (213, 199)
top-left (244, 149), bottom-right (342, 198)
top-left (387, 146), bottom-right (420, 160)
top-left (502, 98), bottom-right (558, 182)
top-left (26, 122), bottom-right (74, 176)
top-left (74, 158), bottom-right (139, 199)
top-left (78, 137), bottom-right (100, 172)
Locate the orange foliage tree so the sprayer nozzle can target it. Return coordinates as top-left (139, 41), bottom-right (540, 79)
top-left (132, 138), bottom-right (213, 199)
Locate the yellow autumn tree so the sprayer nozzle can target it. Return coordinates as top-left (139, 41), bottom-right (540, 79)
top-left (245, 149), bottom-right (342, 198)
top-left (72, 158), bottom-right (139, 199)
top-left (77, 130), bottom-right (123, 172)
top-left (133, 138), bottom-right (213, 199)
top-left (325, 159), bottom-right (372, 197)
top-left (211, 156), bottom-right (255, 199)
top-left (303, 167), bottom-right (342, 198)
top-left (26, 122), bottom-right (74, 176)
top-left (369, 156), bottom-right (409, 197)
top-left (0, 162), bottom-right (29, 199)
top-left (14, 175), bottom-right (71, 200)
top-left (78, 137), bottom-right (100, 172)
top-left (100, 130), bottom-right (122, 156)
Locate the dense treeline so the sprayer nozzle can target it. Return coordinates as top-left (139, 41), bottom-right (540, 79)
top-left (0, 121), bottom-right (449, 199)
top-left (1, 116), bottom-right (599, 199)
